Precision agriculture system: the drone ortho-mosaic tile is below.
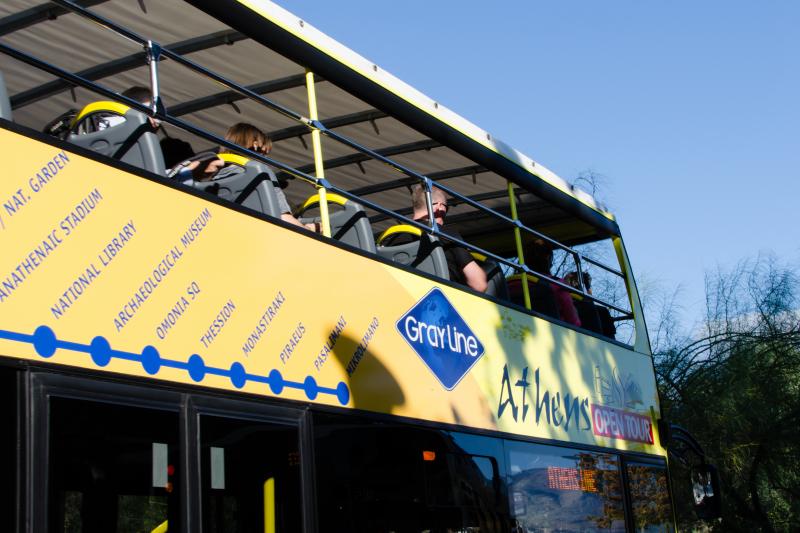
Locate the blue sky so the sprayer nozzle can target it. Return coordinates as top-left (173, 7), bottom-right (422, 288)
top-left (278, 1), bottom-right (800, 324)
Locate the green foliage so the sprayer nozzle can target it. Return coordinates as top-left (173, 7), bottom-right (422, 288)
top-left (652, 257), bottom-right (800, 532)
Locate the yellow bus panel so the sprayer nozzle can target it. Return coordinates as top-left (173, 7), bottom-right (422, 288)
top-left (0, 127), bottom-right (663, 455)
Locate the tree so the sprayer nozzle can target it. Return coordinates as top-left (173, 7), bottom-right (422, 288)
top-left (651, 256), bottom-right (800, 532)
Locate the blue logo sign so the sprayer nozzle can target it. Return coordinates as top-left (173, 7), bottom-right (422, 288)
top-left (396, 288), bottom-right (485, 390)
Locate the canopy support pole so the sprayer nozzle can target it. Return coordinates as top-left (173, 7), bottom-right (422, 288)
top-left (305, 70), bottom-right (331, 237)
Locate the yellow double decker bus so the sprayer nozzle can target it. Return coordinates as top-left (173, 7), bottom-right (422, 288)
top-left (0, 1), bottom-right (700, 531)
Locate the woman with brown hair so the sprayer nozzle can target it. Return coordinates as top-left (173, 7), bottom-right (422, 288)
top-left (222, 122), bottom-right (273, 157)
top-left (221, 122), bottom-right (315, 231)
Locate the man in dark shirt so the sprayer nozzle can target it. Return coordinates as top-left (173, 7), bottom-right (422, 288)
top-left (411, 185), bottom-right (487, 292)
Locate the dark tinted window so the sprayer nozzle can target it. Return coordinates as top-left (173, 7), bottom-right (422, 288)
top-left (314, 413), bottom-right (510, 532)
top-left (200, 414), bottom-right (302, 532)
top-left (506, 440), bottom-right (625, 532)
top-left (0, 367), bottom-right (16, 532)
top-left (48, 398), bottom-right (179, 533)
top-left (626, 462), bottom-right (673, 532)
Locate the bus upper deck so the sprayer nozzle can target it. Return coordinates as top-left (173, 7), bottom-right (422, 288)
top-left (0, 0), bottom-right (657, 429)
top-left (0, 0), bottom-right (645, 350)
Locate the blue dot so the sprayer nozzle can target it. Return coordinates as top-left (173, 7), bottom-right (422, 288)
top-left (229, 362), bottom-right (246, 389)
top-left (32, 325), bottom-right (57, 358)
top-left (141, 345), bottom-right (161, 375)
top-left (336, 382), bottom-right (350, 406)
top-left (89, 336), bottom-right (111, 367)
top-left (187, 354), bottom-right (205, 382)
top-left (304, 376), bottom-right (318, 400)
top-left (268, 369), bottom-right (284, 394)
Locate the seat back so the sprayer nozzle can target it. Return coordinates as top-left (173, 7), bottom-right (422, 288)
top-left (298, 193), bottom-right (376, 253)
top-left (472, 254), bottom-right (509, 300)
top-left (67, 101), bottom-right (166, 175)
top-left (596, 305), bottom-right (617, 339)
top-left (0, 71), bottom-right (12, 121)
top-left (376, 225), bottom-right (449, 280)
top-left (191, 153), bottom-right (283, 218)
top-left (572, 295), bottom-right (603, 334)
top-left (507, 274), bottom-right (559, 320)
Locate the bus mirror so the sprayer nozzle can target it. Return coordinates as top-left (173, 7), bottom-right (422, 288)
top-left (691, 464), bottom-right (721, 520)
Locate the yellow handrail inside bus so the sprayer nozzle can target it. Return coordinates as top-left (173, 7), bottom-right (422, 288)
top-left (218, 152), bottom-right (251, 167)
top-left (376, 224), bottom-right (422, 245)
top-left (71, 100), bottom-right (131, 127)
top-left (506, 273), bottom-right (541, 284)
top-left (151, 519), bottom-right (168, 533)
top-left (299, 192), bottom-right (349, 212)
top-left (264, 477), bottom-right (276, 533)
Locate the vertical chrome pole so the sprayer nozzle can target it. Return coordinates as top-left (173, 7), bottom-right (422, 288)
top-left (145, 40), bottom-right (164, 116)
top-left (424, 178), bottom-right (437, 232)
top-left (574, 252), bottom-right (586, 293)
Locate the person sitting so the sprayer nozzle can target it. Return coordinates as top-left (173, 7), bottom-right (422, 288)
top-left (220, 122), bottom-right (316, 231)
top-left (565, 271), bottom-right (616, 339)
top-left (92, 85), bottom-right (159, 131)
top-left (508, 239), bottom-right (581, 327)
top-left (74, 85), bottom-right (223, 180)
top-left (122, 86), bottom-right (223, 180)
top-left (411, 184), bottom-right (487, 292)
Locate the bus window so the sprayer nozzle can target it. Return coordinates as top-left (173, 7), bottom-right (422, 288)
top-left (625, 462), bottom-right (674, 532)
top-left (313, 413), bottom-right (510, 532)
top-left (505, 440), bottom-right (626, 532)
top-left (48, 398), bottom-right (179, 533)
top-left (199, 414), bottom-right (302, 532)
top-left (0, 367), bottom-right (16, 533)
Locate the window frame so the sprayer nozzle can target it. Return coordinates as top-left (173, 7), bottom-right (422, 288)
top-left (188, 394), bottom-right (314, 533)
top-left (28, 371), bottom-right (183, 532)
top-left (26, 370), bottom-right (315, 533)
top-left (621, 455), bottom-right (677, 533)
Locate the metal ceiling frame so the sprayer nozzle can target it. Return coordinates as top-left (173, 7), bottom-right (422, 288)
top-left (268, 108), bottom-right (386, 142)
top-left (168, 72), bottom-right (311, 117)
top-left (0, 0), bottom-right (110, 37)
top-left (350, 165), bottom-right (489, 197)
top-left (1, 3), bottom-right (518, 200)
top-left (275, 138), bottom-right (440, 181)
top-left (10, 29), bottom-right (246, 108)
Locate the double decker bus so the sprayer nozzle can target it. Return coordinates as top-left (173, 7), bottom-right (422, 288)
top-left (0, 1), bottom-right (694, 531)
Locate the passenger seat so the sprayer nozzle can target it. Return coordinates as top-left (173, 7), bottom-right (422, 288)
top-left (507, 273), bottom-right (559, 320)
top-left (471, 252), bottom-right (509, 299)
top-left (0, 71), bottom-right (12, 121)
top-left (67, 101), bottom-right (165, 175)
top-left (571, 293), bottom-right (603, 334)
top-left (297, 193), bottom-right (376, 253)
top-left (189, 153), bottom-right (283, 218)
top-left (376, 224), bottom-right (449, 281)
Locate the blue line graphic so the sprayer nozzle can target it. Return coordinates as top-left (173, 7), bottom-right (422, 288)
top-left (0, 325), bottom-right (350, 406)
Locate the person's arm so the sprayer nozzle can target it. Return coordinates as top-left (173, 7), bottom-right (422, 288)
top-left (553, 285), bottom-right (581, 327)
top-left (280, 212), bottom-right (317, 232)
top-left (275, 188), bottom-right (317, 231)
top-left (462, 260), bottom-right (488, 293)
top-left (446, 234), bottom-right (488, 293)
top-left (188, 157), bottom-right (224, 181)
top-left (170, 155), bottom-right (223, 182)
